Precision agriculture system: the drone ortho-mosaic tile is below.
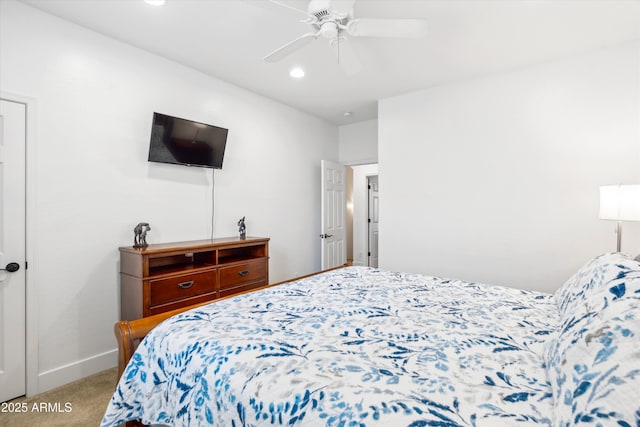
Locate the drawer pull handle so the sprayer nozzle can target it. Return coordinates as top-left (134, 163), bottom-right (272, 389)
top-left (238, 270), bottom-right (250, 277)
top-left (177, 280), bottom-right (194, 289)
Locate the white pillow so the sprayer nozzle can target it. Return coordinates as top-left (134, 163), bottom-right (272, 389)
top-left (545, 253), bottom-right (640, 426)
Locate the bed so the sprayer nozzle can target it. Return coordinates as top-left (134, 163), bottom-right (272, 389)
top-left (101, 252), bottom-right (640, 426)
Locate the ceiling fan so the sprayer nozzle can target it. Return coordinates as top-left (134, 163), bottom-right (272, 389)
top-left (263, 0), bottom-right (428, 76)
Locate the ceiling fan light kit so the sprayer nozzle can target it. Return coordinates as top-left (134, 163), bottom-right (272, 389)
top-left (320, 21), bottom-right (339, 39)
top-left (264, 0), bottom-right (428, 75)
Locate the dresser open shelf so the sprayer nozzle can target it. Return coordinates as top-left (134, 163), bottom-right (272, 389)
top-left (119, 237), bottom-right (269, 320)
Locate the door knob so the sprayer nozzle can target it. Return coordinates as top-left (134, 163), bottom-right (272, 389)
top-left (1, 262), bottom-right (20, 273)
top-left (320, 234), bottom-right (334, 239)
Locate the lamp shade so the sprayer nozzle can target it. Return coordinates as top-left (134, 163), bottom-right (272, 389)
top-left (599, 185), bottom-right (640, 221)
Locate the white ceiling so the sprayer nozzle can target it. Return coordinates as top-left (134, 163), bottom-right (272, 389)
top-left (20, 0), bottom-right (640, 125)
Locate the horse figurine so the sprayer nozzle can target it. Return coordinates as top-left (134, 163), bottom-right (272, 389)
top-left (133, 222), bottom-right (151, 248)
top-left (237, 217), bottom-right (246, 239)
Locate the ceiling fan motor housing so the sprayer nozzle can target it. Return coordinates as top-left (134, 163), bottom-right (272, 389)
top-left (308, 0), bottom-right (347, 40)
top-left (308, 0), bottom-right (332, 21)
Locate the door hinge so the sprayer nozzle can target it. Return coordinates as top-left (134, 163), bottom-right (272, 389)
top-left (368, 252), bottom-right (371, 257)
top-left (368, 218), bottom-right (371, 223)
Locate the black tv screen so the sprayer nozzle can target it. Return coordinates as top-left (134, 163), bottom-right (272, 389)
top-left (148, 112), bottom-right (228, 169)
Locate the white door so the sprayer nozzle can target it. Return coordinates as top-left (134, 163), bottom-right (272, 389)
top-left (0, 99), bottom-right (27, 402)
top-left (321, 160), bottom-right (346, 269)
top-left (368, 175), bottom-right (379, 268)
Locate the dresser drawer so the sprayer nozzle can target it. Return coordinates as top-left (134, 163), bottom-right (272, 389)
top-left (219, 259), bottom-right (267, 289)
top-left (149, 270), bottom-right (217, 307)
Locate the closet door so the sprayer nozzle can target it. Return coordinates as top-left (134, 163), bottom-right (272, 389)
top-left (0, 98), bottom-right (27, 402)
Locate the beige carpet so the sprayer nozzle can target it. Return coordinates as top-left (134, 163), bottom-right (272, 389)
top-left (0, 367), bottom-right (118, 427)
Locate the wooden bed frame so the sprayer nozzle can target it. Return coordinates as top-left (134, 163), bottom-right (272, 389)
top-left (113, 267), bottom-right (345, 427)
top-left (114, 266), bottom-right (346, 387)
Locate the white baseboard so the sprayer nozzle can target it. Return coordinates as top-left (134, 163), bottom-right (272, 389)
top-left (36, 348), bottom-right (118, 395)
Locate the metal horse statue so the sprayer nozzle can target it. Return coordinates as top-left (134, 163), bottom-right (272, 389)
top-left (237, 217), bottom-right (246, 239)
top-left (133, 222), bottom-right (151, 248)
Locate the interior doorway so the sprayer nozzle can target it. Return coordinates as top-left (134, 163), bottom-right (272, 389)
top-left (367, 175), bottom-right (379, 268)
top-left (346, 163), bottom-right (378, 267)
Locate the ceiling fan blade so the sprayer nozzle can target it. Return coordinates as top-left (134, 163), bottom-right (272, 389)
top-left (268, 0), bottom-right (310, 17)
top-left (346, 18), bottom-right (428, 38)
top-left (331, 37), bottom-right (362, 76)
top-left (264, 32), bottom-right (318, 62)
top-left (331, 0), bottom-right (356, 15)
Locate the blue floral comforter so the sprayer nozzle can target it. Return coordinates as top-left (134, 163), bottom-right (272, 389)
top-left (101, 266), bottom-right (560, 427)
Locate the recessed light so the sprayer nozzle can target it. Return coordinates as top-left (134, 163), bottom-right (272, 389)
top-left (144, 0), bottom-right (166, 6)
top-left (289, 67), bottom-right (305, 79)
top-left (343, 111), bottom-right (353, 117)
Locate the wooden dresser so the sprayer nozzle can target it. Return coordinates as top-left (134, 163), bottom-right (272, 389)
top-left (119, 237), bottom-right (269, 320)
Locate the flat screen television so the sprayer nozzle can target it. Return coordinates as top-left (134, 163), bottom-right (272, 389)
top-left (148, 112), bottom-right (228, 169)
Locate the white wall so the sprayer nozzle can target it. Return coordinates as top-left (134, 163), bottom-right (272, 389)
top-left (0, 1), bottom-right (338, 393)
top-left (338, 120), bottom-right (379, 265)
top-left (338, 119), bottom-right (378, 165)
top-left (379, 41), bottom-right (640, 293)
